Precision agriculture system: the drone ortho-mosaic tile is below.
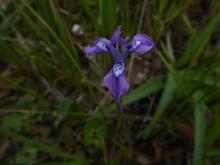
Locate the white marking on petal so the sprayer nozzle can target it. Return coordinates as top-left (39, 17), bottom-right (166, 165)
top-left (97, 41), bottom-right (108, 51)
top-left (136, 41), bottom-right (141, 46)
top-left (129, 40), bottom-right (142, 51)
top-left (113, 63), bottom-right (124, 77)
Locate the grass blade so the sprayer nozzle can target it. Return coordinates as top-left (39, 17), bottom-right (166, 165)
top-left (139, 73), bottom-right (177, 138)
top-left (98, 0), bottom-right (118, 37)
top-left (20, 0), bottom-right (84, 76)
top-left (106, 76), bottom-right (164, 111)
top-left (178, 13), bottom-right (220, 67)
top-left (124, 76), bottom-right (164, 106)
top-left (192, 91), bottom-right (206, 165)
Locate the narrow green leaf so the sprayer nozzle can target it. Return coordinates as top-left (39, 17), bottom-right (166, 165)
top-left (98, 0), bottom-right (118, 36)
top-left (206, 109), bottom-right (220, 146)
top-left (192, 91), bottom-right (206, 165)
top-left (139, 73), bottom-right (177, 138)
top-left (105, 76), bottom-right (164, 112)
top-left (20, 0), bottom-right (84, 77)
top-left (178, 13), bottom-right (220, 67)
top-left (124, 76), bottom-right (164, 106)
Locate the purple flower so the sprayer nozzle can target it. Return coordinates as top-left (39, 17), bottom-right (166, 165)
top-left (85, 26), bottom-right (154, 112)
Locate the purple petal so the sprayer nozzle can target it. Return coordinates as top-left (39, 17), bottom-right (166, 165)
top-left (128, 34), bottom-right (154, 55)
top-left (119, 37), bottom-right (128, 47)
top-left (103, 65), bottom-right (129, 112)
top-left (111, 25), bottom-right (122, 46)
top-left (108, 45), bottom-right (123, 62)
top-left (84, 38), bottom-right (110, 56)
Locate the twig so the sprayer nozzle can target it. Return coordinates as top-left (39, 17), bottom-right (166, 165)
top-left (94, 92), bottom-right (111, 112)
top-left (39, 76), bottom-right (64, 101)
top-left (137, 0), bottom-right (148, 33)
top-left (144, 94), bottom-right (156, 123)
top-left (127, 0), bottom-right (148, 81)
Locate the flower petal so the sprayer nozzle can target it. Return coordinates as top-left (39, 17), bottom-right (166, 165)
top-left (103, 66), bottom-right (129, 112)
top-left (111, 25), bottom-right (122, 46)
top-left (108, 45), bottom-right (123, 63)
top-left (84, 38), bottom-right (110, 56)
top-left (128, 34), bottom-right (154, 55)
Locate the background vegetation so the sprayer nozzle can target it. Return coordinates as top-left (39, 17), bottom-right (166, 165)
top-left (0, 0), bottom-right (220, 164)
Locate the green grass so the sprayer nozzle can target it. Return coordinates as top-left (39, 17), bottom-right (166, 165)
top-left (0, 0), bottom-right (220, 164)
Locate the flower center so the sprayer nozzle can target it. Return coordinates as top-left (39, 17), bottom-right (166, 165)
top-left (113, 63), bottom-right (124, 77)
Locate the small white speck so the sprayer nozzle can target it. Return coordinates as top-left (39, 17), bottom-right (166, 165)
top-left (72, 24), bottom-right (84, 35)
